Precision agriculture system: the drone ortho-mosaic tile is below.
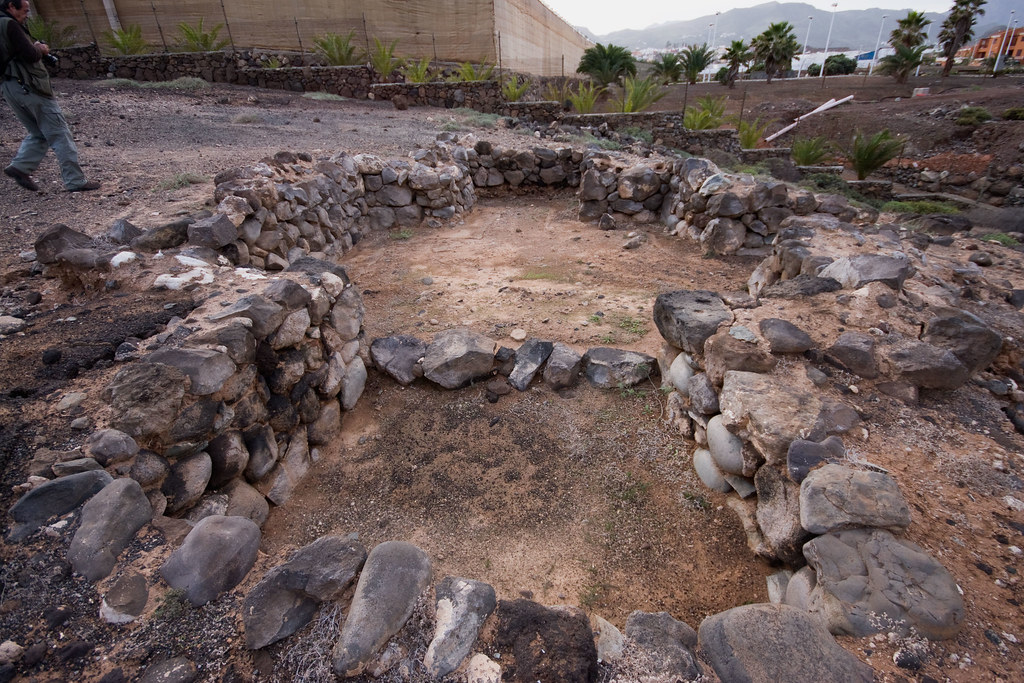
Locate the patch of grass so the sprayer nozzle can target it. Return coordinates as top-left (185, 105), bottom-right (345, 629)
top-left (390, 228), bottom-right (414, 240)
top-left (232, 113), bottom-right (264, 124)
top-left (452, 108), bottom-right (501, 129)
top-left (579, 580), bottom-right (609, 609)
top-left (616, 315), bottom-right (645, 336)
top-left (617, 382), bottom-right (646, 399)
top-left (622, 126), bottom-right (654, 144)
top-left (613, 472), bottom-right (651, 503)
top-left (790, 136), bottom-right (833, 166)
top-left (682, 490), bottom-right (711, 510)
top-left (980, 232), bottom-right (1019, 246)
top-left (1004, 107), bottom-right (1024, 121)
top-left (153, 588), bottom-right (190, 621)
top-left (588, 313), bottom-right (603, 323)
top-left (880, 200), bottom-right (959, 214)
top-left (955, 106), bottom-right (992, 127)
top-left (262, 56), bottom-right (282, 69)
top-left (101, 77), bottom-right (209, 91)
top-left (302, 91), bottom-right (346, 101)
top-left (729, 162), bottom-right (771, 177)
top-left (156, 172), bottom-right (207, 190)
top-left (600, 333), bottom-right (615, 344)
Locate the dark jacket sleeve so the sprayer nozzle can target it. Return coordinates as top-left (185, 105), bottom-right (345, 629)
top-left (6, 18), bottom-right (42, 63)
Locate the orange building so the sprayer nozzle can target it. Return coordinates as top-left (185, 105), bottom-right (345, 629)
top-left (957, 27), bottom-right (1024, 62)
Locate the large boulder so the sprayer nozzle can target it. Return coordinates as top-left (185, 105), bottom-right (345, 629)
top-left (703, 330), bottom-right (776, 387)
top-left (244, 535), bottom-right (367, 649)
top-left (921, 308), bottom-right (1002, 375)
top-left (624, 611), bottom-right (701, 681)
top-left (371, 335), bottom-right (427, 385)
top-left (653, 290), bottom-right (733, 354)
top-left (105, 363), bottom-right (188, 439)
top-left (803, 529), bottom-right (964, 639)
top-left (332, 541), bottom-right (432, 677)
top-left (145, 348), bottom-right (237, 396)
top-left (68, 478), bottom-right (152, 581)
top-left (8, 470), bottom-right (113, 541)
top-left (422, 329), bottom-right (496, 389)
top-left (818, 254), bottom-right (915, 290)
top-left (160, 515), bottom-right (261, 606)
top-left (800, 464), bottom-right (911, 534)
top-left (882, 340), bottom-right (969, 390)
top-left (34, 224), bottom-right (95, 264)
top-left (698, 603), bottom-right (873, 682)
top-left (424, 577), bottom-right (497, 678)
top-left (759, 318), bottom-right (814, 354)
top-left (581, 348), bottom-right (656, 388)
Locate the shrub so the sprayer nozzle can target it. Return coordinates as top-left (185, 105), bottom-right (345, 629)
top-left (567, 80), bottom-right (604, 114)
top-left (1003, 107), bottom-right (1024, 120)
top-left (737, 117), bottom-right (770, 149)
top-left (823, 53), bottom-right (857, 75)
top-left (541, 79), bottom-right (572, 103)
top-left (314, 32), bottom-right (363, 66)
top-left (847, 129), bottom-right (902, 180)
top-left (613, 75), bottom-right (665, 113)
top-left (175, 18), bottom-right (229, 52)
top-left (262, 56), bottom-right (282, 69)
top-left (880, 200), bottom-right (959, 214)
top-left (790, 136), bottom-right (833, 165)
top-left (402, 58), bottom-right (435, 83)
top-left (102, 24), bottom-right (149, 55)
top-left (26, 16), bottom-right (77, 48)
top-left (684, 95), bottom-right (726, 130)
top-left (807, 63), bottom-right (821, 77)
top-left (368, 38), bottom-right (403, 81)
top-left (449, 61), bottom-right (495, 82)
top-left (955, 106), bottom-right (992, 126)
top-left (622, 126), bottom-right (654, 144)
top-left (501, 75), bottom-right (531, 101)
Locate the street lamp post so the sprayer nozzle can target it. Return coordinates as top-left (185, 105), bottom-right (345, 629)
top-left (915, 22), bottom-right (932, 78)
top-left (711, 11), bottom-right (720, 50)
top-left (798, 15), bottom-right (813, 77)
top-left (995, 10), bottom-right (1016, 72)
top-left (821, 2), bottom-right (838, 86)
top-left (868, 14), bottom-right (886, 76)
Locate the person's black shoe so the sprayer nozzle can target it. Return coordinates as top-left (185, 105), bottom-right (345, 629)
top-left (69, 180), bottom-right (101, 192)
top-left (4, 166), bottom-right (39, 192)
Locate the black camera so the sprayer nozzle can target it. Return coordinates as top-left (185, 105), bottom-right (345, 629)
top-left (44, 54), bottom-right (59, 68)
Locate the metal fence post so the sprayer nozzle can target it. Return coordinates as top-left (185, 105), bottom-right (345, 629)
top-left (218, 0), bottom-right (236, 53)
top-left (148, 1), bottom-right (167, 52)
top-left (77, 0), bottom-right (99, 46)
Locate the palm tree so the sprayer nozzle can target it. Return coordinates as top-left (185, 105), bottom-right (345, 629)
top-left (751, 22), bottom-right (799, 84)
top-left (651, 53), bottom-right (683, 84)
top-left (721, 40), bottom-right (751, 88)
top-left (577, 43), bottom-right (637, 87)
top-left (889, 11), bottom-right (932, 49)
top-left (877, 43), bottom-right (927, 83)
top-left (939, 0), bottom-right (986, 77)
top-left (680, 43), bottom-right (715, 84)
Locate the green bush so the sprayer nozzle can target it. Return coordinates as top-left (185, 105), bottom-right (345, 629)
top-left (955, 106), bottom-right (992, 126)
top-left (567, 80), bottom-right (603, 114)
top-left (402, 58), bottom-right (435, 83)
top-left (613, 75), bottom-right (665, 113)
top-left (684, 95), bottom-right (726, 130)
top-left (847, 129), bottom-right (902, 180)
top-left (980, 232), bottom-right (1019, 246)
top-left (823, 54), bottom-right (857, 75)
top-left (314, 32), bottom-right (364, 66)
top-left (368, 38), bottom-right (404, 81)
top-left (102, 24), bottom-right (149, 55)
top-left (26, 16), bottom-right (77, 48)
top-left (790, 136), bottom-right (833, 165)
top-left (880, 200), bottom-right (959, 214)
top-left (622, 126), bottom-right (654, 144)
top-left (737, 117), bottom-right (770, 149)
top-left (541, 79), bottom-right (571, 103)
top-left (501, 75), bottom-right (531, 101)
top-left (1003, 107), bottom-right (1024, 121)
top-left (175, 18), bottom-right (229, 52)
top-left (807, 63), bottom-right (821, 77)
top-left (449, 61), bottom-right (495, 82)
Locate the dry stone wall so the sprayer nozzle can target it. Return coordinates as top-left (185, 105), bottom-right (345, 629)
top-left (562, 112), bottom-right (743, 158)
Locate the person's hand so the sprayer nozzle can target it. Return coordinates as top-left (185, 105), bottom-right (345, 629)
top-left (34, 41), bottom-right (50, 56)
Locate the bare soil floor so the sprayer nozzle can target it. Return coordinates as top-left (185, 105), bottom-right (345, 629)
top-left (0, 75), bottom-right (1023, 682)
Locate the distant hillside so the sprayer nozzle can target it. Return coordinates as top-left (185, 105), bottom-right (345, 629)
top-left (584, 1), bottom-right (1014, 52)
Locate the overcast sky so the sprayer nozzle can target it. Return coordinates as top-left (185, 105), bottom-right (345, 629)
top-left (542, 0), bottom-right (954, 36)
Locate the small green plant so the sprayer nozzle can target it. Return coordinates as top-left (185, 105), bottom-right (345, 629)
top-left (451, 108), bottom-right (500, 129)
top-left (682, 490), bottom-right (711, 510)
top-left (955, 106), bottom-right (992, 126)
top-left (1003, 107), bottom-right (1024, 121)
top-left (736, 116), bottom-right (770, 149)
top-left (233, 113), bottom-right (263, 124)
top-left (175, 18), bottom-right (229, 52)
top-left (102, 24), bottom-right (149, 55)
top-left (613, 75), bottom-right (666, 113)
top-left (368, 37), bottom-right (403, 80)
top-left (521, 269), bottom-right (561, 280)
top-left (303, 91), bottom-right (346, 101)
top-left (588, 313), bottom-right (603, 323)
top-left (614, 472), bottom-right (651, 503)
top-left (541, 79), bottom-right (572, 103)
top-left (26, 16), bottom-right (77, 48)
top-left (567, 81), bottom-right (604, 114)
top-left (684, 95), bottom-right (727, 130)
top-left (157, 171), bottom-right (207, 190)
top-left (579, 581), bottom-right (608, 608)
top-left (313, 31), bottom-right (364, 66)
top-left (390, 228), bottom-right (414, 240)
top-left (449, 61), bottom-right (495, 82)
top-left (402, 58), bottom-right (435, 83)
top-left (846, 129), bottom-right (902, 180)
top-left (262, 56), bottom-right (282, 69)
top-left (101, 77), bottom-right (209, 91)
top-left (980, 232), bottom-right (1019, 246)
top-left (880, 199), bottom-right (958, 214)
top-left (501, 75), bottom-right (531, 101)
top-left (621, 126), bottom-right (654, 144)
top-left (153, 588), bottom-right (190, 621)
top-left (600, 333), bottom-right (615, 344)
top-left (616, 315), bottom-right (645, 336)
top-left (790, 136), bottom-right (833, 165)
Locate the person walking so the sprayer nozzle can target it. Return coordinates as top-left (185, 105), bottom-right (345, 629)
top-left (1, 0), bottom-right (98, 192)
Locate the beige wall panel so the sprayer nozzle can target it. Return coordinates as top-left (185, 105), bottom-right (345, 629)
top-left (494, 0), bottom-right (590, 76)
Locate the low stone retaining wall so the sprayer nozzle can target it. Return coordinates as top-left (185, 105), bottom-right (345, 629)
top-left (885, 163), bottom-right (1024, 207)
top-left (562, 112), bottom-right (743, 158)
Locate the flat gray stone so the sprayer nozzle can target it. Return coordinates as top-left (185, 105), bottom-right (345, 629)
top-left (145, 348), bottom-right (237, 396)
top-left (371, 335), bottom-right (427, 386)
top-left (160, 515), bottom-right (261, 606)
top-left (244, 535), bottom-right (367, 649)
top-left (625, 610), bottom-right (701, 680)
top-left (206, 431), bottom-right (249, 488)
top-left (542, 342), bottom-right (582, 390)
top-left (826, 332), bottom-right (878, 379)
top-left (8, 470), bottom-right (113, 541)
top-left (162, 452), bottom-right (212, 515)
top-left (698, 603), bottom-right (873, 683)
top-left (804, 529), bottom-right (964, 640)
top-left (332, 541), bottom-right (432, 677)
top-left (86, 428), bottom-right (139, 465)
top-left (422, 329), bottom-right (496, 389)
top-left (922, 308), bottom-right (1002, 375)
top-left (818, 254), bottom-right (915, 291)
top-left (800, 464), bottom-right (911, 534)
top-left (220, 478), bottom-right (270, 527)
top-left (754, 465), bottom-right (811, 565)
top-left (884, 340), bottom-right (969, 390)
top-left (100, 571), bottom-right (149, 624)
top-left (424, 577), bottom-right (497, 677)
top-left (759, 318), bottom-right (814, 354)
top-left (508, 339), bottom-right (554, 391)
top-left (207, 294), bottom-right (287, 339)
top-left (68, 478), bottom-right (152, 582)
top-left (105, 363), bottom-right (188, 439)
top-left (653, 290), bottom-right (733, 354)
top-left (787, 437), bottom-right (845, 483)
top-left (582, 347), bottom-right (656, 389)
